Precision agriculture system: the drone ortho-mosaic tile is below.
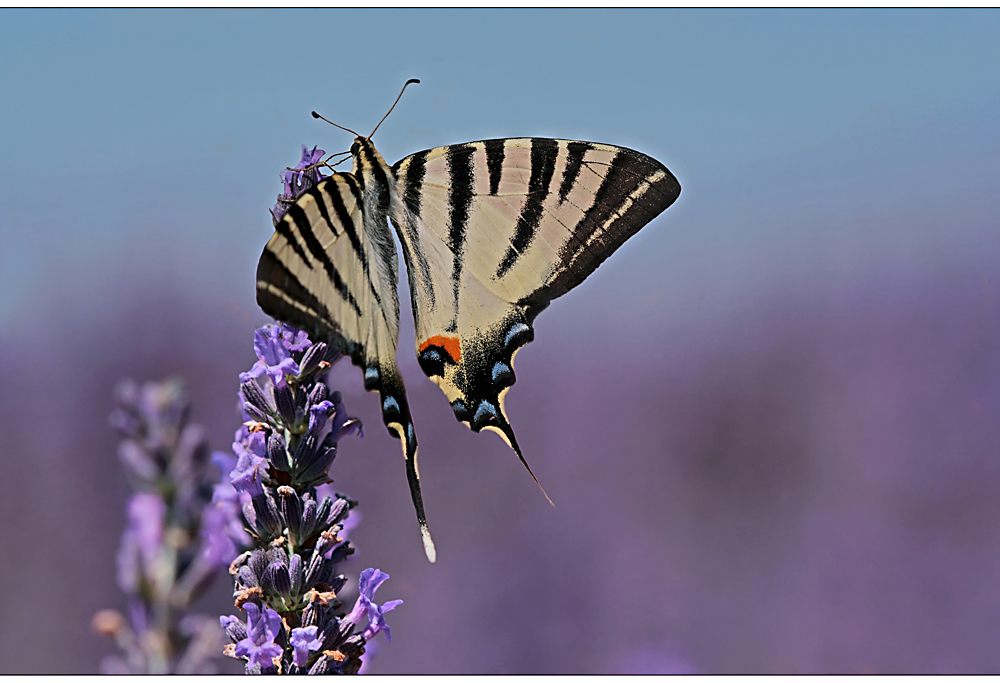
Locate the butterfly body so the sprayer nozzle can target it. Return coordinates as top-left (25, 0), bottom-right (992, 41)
top-left (257, 134), bottom-right (680, 561)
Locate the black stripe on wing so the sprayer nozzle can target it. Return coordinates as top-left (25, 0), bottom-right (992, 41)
top-left (256, 248), bottom-right (343, 348)
top-left (557, 141), bottom-right (590, 205)
top-left (308, 177), bottom-right (395, 329)
top-left (521, 146), bottom-right (680, 320)
top-left (496, 138), bottom-right (559, 279)
top-left (391, 151), bottom-right (437, 310)
top-left (484, 138), bottom-right (505, 196)
top-left (446, 144), bottom-right (475, 333)
top-left (284, 204), bottom-right (364, 318)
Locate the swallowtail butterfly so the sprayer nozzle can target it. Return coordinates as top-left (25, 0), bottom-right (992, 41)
top-left (256, 83), bottom-right (681, 561)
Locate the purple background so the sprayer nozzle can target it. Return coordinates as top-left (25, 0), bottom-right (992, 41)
top-left (2, 9), bottom-right (1000, 674)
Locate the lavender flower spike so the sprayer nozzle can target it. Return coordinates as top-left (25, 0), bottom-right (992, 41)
top-left (221, 321), bottom-right (409, 673)
top-left (95, 378), bottom-right (233, 674)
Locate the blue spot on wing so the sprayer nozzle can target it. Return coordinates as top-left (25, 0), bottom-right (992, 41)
top-left (451, 400), bottom-right (470, 421)
top-left (474, 401), bottom-right (498, 426)
top-left (504, 323), bottom-right (531, 349)
top-left (492, 361), bottom-right (514, 389)
top-left (364, 366), bottom-right (380, 391)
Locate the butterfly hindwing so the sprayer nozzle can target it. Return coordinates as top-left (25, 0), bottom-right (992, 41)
top-left (390, 138), bottom-right (680, 462)
top-left (256, 169), bottom-right (437, 561)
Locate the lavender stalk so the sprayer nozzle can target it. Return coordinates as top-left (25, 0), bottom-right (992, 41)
top-left (217, 321), bottom-right (402, 674)
top-left (93, 378), bottom-right (236, 674)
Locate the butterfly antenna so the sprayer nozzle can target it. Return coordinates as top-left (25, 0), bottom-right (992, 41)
top-left (368, 78), bottom-right (420, 140)
top-left (311, 111), bottom-right (362, 138)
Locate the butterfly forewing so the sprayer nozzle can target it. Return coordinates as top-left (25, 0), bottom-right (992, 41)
top-left (258, 174), bottom-right (396, 364)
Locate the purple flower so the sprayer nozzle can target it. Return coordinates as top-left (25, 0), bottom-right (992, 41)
top-left (275, 322), bottom-right (312, 353)
top-left (240, 326), bottom-right (301, 389)
top-left (128, 493), bottom-right (165, 567)
top-left (234, 603), bottom-right (283, 670)
top-left (330, 395), bottom-right (363, 441)
top-left (289, 625), bottom-right (323, 667)
top-left (271, 146), bottom-right (328, 223)
top-left (283, 145), bottom-right (326, 191)
top-left (307, 400), bottom-right (335, 435)
top-left (116, 493), bottom-right (166, 593)
top-left (230, 431), bottom-right (267, 496)
top-left (201, 455), bottom-right (251, 569)
top-left (209, 452), bottom-right (240, 505)
top-left (203, 451), bottom-right (251, 563)
top-left (347, 568), bottom-right (403, 642)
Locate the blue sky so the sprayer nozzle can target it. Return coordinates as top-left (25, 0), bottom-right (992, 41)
top-left (2, 9), bottom-right (999, 330)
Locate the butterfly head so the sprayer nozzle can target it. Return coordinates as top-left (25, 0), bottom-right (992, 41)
top-left (350, 137), bottom-right (390, 173)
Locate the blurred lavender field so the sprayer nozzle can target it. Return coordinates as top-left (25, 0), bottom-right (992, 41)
top-left (2, 8), bottom-right (1000, 674)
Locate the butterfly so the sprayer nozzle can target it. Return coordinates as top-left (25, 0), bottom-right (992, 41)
top-left (256, 84), bottom-right (680, 561)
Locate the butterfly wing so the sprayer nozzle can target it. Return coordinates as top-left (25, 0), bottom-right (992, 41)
top-left (390, 138), bottom-right (680, 478)
top-left (257, 173), bottom-right (399, 364)
top-left (256, 171), bottom-right (437, 561)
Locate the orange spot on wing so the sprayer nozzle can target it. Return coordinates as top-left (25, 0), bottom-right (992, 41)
top-left (420, 334), bottom-right (462, 363)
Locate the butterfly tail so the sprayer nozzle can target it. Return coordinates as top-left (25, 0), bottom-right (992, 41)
top-left (403, 433), bottom-right (437, 563)
top-left (483, 417), bottom-right (555, 508)
top-left (374, 367), bottom-right (437, 563)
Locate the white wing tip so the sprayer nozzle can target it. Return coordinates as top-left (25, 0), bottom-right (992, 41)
top-left (421, 526), bottom-right (437, 563)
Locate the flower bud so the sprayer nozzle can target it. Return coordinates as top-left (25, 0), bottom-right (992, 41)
top-left (263, 561), bottom-right (291, 597)
top-left (240, 380), bottom-right (275, 418)
top-left (327, 542), bottom-right (354, 565)
top-left (242, 403), bottom-right (270, 424)
top-left (274, 383), bottom-right (297, 426)
top-left (327, 574), bottom-right (347, 595)
top-left (339, 634), bottom-right (365, 659)
top-left (325, 497), bottom-right (351, 528)
top-left (267, 432), bottom-right (289, 472)
top-left (248, 549), bottom-right (268, 579)
top-left (251, 493), bottom-right (283, 538)
top-left (304, 551), bottom-right (326, 590)
top-left (297, 442), bottom-right (337, 485)
top-left (308, 655), bottom-right (330, 675)
top-left (289, 552), bottom-right (304, 596)
top-left (314, 529), bottom-right (339, 557)
top-left (299, 498), bottom-right (318, 542)
top-left (229, 551), bottom-right (251, 577)
top-left (291, 432), bottom-right (319, 471)
top-left (237, 565), bottom-right (259, 589)
top-left (298, 342), bottom-right (329, 380)
top-left (307, 381), bottom-right (328, 407)
top-left (219, 614), bottom-right (247, 643)
top-left (278, 486), bottom-right (302, 541)
top-left (315, 496), bottom-right (332, 528)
